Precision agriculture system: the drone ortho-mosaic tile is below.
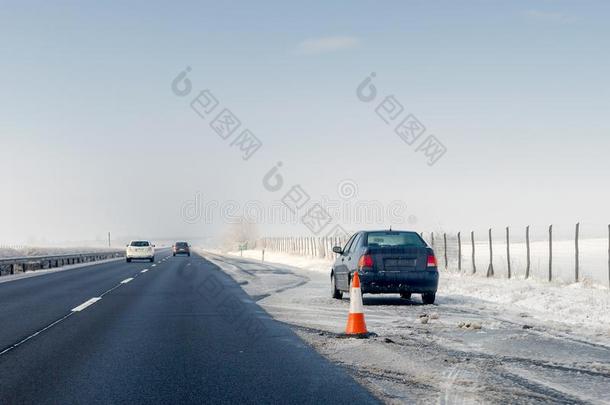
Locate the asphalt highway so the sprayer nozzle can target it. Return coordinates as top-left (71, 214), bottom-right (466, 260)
top-left (0, 250), bottom-right (378, 404)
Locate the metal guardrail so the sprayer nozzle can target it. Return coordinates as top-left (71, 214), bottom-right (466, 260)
top-left (0, 250), bottom-right (125, 277)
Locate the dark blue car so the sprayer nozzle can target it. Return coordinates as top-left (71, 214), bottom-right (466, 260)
top-left (331, 230), bottom-right (439, 304)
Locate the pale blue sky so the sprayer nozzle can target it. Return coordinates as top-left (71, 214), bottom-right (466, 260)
top-left (1, 1), bottom-right (609, 244)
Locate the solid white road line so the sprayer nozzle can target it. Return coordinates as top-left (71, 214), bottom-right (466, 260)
top-left (120, 277), bottom-right (134, 284)
top-left (71, 297), bottom-right (102, 312)
top-left (152, 264), bottom-right (156, 267)
top-left (141, 269), bottom-right (148, 273)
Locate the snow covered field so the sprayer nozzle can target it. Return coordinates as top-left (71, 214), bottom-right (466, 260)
top-left (203, 249), bottom-right (610, 404)
top-left (432, 237), bottom-right (610, 287)
top-left (0, 246), bottom-right (119, 259)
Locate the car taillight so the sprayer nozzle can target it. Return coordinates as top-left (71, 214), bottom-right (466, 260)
top-left (427, 254), bottom-right (437, 268)
top-left (358, 254), bottom-right (374, 269)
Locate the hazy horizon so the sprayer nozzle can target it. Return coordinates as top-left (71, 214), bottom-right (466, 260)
top-left (2, 1), bottom-right (609, 245)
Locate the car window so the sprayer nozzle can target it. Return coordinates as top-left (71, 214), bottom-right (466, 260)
top-left (365, 232), bottom-right (425, 248)
top-left (130, 241), bottom-right (150, 247)
top-left (342, 234), bottom-right (357, 254)
top-left (348, 233), bottom-right (363, 254)
top-left (176, 242), bottom-right (188, 247)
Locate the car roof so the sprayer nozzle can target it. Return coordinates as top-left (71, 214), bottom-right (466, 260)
top-left (362, 230), bottom-right (418, 234)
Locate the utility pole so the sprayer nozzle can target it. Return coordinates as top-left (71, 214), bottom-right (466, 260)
top-left (108, 232), bottom-right (111, 248)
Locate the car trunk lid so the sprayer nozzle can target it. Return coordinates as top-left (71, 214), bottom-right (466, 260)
top-left (367, 246), bottom-right (429, 272)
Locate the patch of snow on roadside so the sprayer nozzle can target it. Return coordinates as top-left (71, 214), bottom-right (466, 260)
top-left (227, 249), bottom-right (610, 336)
top-left (228, 249), bottom-right (332, 274)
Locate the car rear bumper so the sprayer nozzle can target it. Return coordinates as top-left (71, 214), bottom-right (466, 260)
top-left (359, 270), bottom-right (438, 294)
top-left (126, 252), bottom-right (154, 259)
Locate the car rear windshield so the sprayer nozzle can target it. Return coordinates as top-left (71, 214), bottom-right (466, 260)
top-left (130, 241), bottom-right (150, 247)
top-left (366, 232), bottom-right (425, 248)
top-left (176, 242), bottom-right (188, 247)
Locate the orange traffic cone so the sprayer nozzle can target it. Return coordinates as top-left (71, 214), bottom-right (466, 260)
top-left (345, 272), bottom-right (368, 335)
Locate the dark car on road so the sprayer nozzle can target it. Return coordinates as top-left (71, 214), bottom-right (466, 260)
top-left (172, 242), bottom-right (191, 257)
top-left (330, 230), bottom-right (439, 304)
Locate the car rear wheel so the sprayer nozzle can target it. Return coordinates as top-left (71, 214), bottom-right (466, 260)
top-left (422, 293), bottom-right (436, 305)
top-left (331, 273), bottom-right (342, 299)
top-left (400, 292), bottom-right (411, 300)
top-left (126, 258), bottom-right (131, 263)
top-left (150, 257), bottom-right (155, 263)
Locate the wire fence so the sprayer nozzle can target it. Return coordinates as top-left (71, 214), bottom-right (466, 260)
top-left (256, 223), bottom-right (610, 288)
top-left (259, 236), bottom-right (349, 260)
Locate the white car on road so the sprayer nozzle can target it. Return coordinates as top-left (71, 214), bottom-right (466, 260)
top-left (126, 240), bottom-right (155, 262)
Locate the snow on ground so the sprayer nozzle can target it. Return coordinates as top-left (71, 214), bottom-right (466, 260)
top-left (429, 237), bottom-right (610, 286)
top-left (0, 246), bottom-right (119, 259)
top-left (203, 248), bottom-right (610, 404)
top-left (229, 249), bottom-right (610, 337)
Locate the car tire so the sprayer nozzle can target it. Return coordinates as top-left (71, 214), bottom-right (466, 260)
top-left (150, 257), bottom-right (155, 263)
top-left (400, 292), bottom-right (412, 300)
top-left (173, 253), bottom-right (176, 257)
top-left (187, 253), bottom-right (191, 256)
top-left (126, 258), bottom-right (131, 263)
top-left (422, 293), bottom-right (436, 305)
top-left (331, 273), bottom-right (343, 299)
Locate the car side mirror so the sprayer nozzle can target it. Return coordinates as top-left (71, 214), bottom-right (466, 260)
top-left (152, 245), bottom-right (156, 248)
top-left (332, 246), bottom-right (343, 254)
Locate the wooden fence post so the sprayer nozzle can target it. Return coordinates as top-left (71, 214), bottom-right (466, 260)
top-left (457, 232), bottom-right (462, 272)
top-left (548, 225), bottom-right (553, 282)
top-left (471, 231), bottom-right (476, 274)
top-left (526, 226), bottom-right (531, 279)
top-left (486, 228), bottom-right (494, 277)
top-left (575, 222), bottom-right (580, 283)
top-left (443, 233), bottom-right (448, 269)
top-left (506, 226), bottom-right (511, 279)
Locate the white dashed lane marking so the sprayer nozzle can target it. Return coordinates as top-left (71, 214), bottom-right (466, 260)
top-left (1, 262), bottom-right (154, 357)
top-left (71, 297), bottom-right (102, 312)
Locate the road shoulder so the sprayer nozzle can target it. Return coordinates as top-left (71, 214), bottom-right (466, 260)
top-left (202, 250), bottom-right (610, 404)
